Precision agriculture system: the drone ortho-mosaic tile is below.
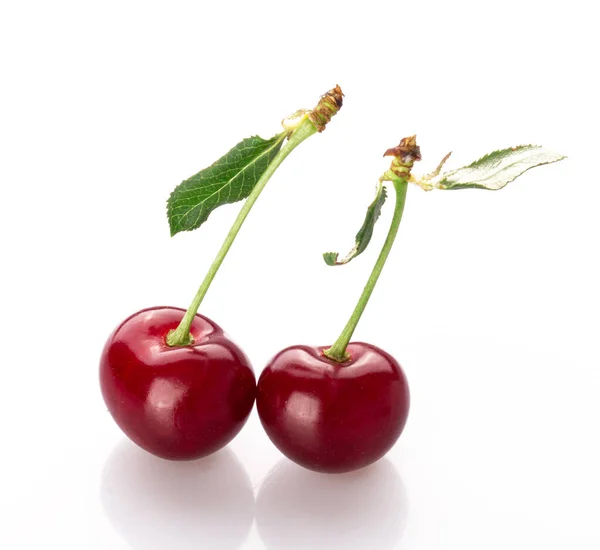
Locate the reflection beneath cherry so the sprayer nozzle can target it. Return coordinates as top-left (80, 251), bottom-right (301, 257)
top-left (256, 458), bottom-right (408, 550)
top-left (101, 439), bottom-right (254, 550)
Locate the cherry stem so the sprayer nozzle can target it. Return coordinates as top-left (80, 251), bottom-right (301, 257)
top-left (324, 178), bottom-right (408, 362)
top-left (166, 118), bottom-right (318, 347)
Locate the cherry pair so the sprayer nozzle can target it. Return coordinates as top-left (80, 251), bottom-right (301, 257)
top-left (100, 306), bottom-right (409, 474)
top-left (99, 86), bottom-right (564, 474)
top-left (100, 86), bottom-right (409, 474)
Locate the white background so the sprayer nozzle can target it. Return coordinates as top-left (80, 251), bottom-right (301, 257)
top-left (1, 1), bottom-right (599, 548)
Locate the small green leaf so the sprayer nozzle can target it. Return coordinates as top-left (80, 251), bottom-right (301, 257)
top-left (323, 182), bottom-right (387, 265)
top-left (323, 252), bottom-right (339, 266)
top-left (437, 145), bottom-right (565, 191)
top-left (167, 133), bottom-right (286, 236)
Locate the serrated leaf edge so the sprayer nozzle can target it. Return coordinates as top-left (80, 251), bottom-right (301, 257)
top-left (167, 133), bottom-right (286, 236)
top-left (437, 144), bottom-right (566, 191)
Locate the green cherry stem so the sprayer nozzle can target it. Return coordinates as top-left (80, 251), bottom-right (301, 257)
top-left (166, 86), bottom-right (344, 346)
top-left (166, 84), bottom-right (344, 347)
top-left (166, 118), bottom-right (317, 347)
top-left (324, 179), bottom-right (407, 362)
top-left (324, 135), bottom-right (421, 363)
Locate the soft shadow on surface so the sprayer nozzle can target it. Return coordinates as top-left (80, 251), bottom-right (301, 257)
top-left (256, 458), bottom-right (408, 550)
top-left (101, 440), bottom-right (255, 550)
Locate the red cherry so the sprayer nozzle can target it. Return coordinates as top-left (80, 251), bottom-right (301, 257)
top-left (256, 342), bottom-right (410, 473)
top-left (100, 306), bottom-right (256, 460)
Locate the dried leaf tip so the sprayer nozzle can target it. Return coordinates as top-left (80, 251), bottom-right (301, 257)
top-left (383, 135), bottom-right (422, 162)
top-left (308, 85), bottom-right (344, 132)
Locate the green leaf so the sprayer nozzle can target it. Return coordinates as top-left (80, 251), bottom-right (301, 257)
top-left (436, 145), bottom-right (565, 191)
top-left (167, 133), bottom-right (286, 236)
top-left (323, 182), bottom-right (388, 265)
top-left (323, 252), bottom-right (339, 266)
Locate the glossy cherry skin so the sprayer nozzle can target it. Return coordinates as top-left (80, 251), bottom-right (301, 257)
top-left (100, 306), bottom-right (256, 460)
top-left (257, 342), bottom-right (410, 473)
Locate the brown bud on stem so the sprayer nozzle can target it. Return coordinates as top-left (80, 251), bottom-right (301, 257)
top-left (308, 85), bottom-right (344, 132)
top-left (382, 135), bottom-right (421, 182)
top-left (383, 135), bottom-right (422, 162)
